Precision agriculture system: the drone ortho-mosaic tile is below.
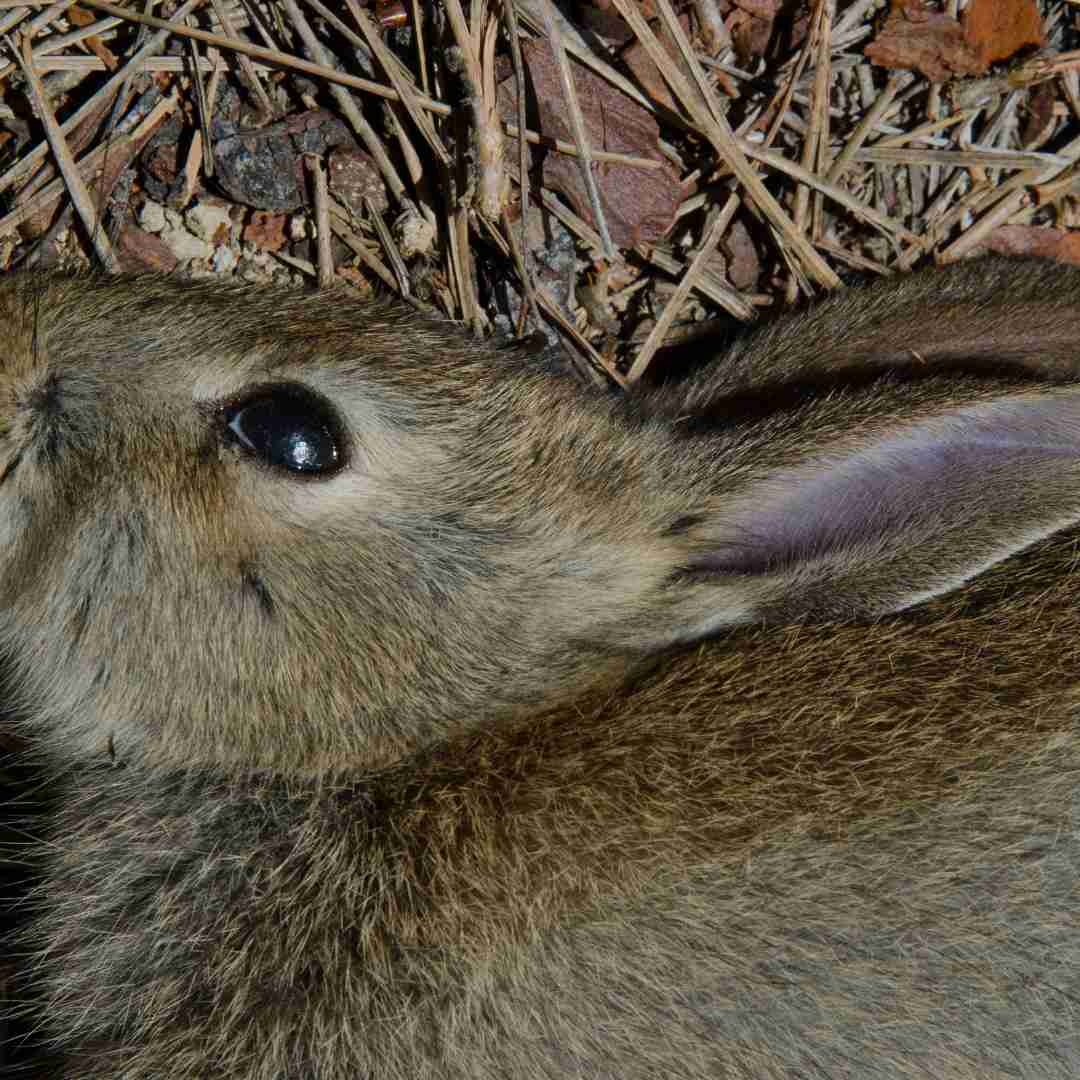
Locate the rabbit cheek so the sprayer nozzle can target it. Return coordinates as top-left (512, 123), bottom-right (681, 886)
top-left (240, 562), bottom-right (275, 619)
top-left (0, 383), bottom-right (94, 594)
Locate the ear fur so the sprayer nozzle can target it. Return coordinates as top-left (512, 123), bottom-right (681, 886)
top-left (633, 258), bottom-right (1080, 638)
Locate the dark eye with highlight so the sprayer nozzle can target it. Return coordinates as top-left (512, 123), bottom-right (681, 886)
top-left (224, 388), bottom-right (344, 476)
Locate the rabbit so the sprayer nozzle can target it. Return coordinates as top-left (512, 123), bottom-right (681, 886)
top-left (2, 255), bottom-right (1080, 1078)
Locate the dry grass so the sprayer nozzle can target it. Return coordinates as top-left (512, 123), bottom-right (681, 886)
top-left (0, 1), bottom-right (1075, 375)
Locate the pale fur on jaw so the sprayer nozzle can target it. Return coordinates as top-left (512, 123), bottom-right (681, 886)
top-left (0, 256), bottom-right (1079, 1077)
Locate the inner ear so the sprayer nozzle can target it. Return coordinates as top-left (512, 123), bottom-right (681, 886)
top-left (668, 392), bottom-right (1080, 632)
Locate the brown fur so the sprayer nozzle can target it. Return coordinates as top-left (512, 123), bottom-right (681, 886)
top-left (3, 257), bottom-right (1080, 1076)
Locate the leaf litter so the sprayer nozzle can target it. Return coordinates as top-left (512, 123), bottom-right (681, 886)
top-left (0, 0), bottom-right (1075, 383)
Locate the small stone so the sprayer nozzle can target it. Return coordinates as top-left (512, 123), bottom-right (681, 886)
top-left (161, 225), bottom-right (214, 264)
top-left (185, 201), bottom-right (234, 245)
top-left (214, 132), bottom-right (302, 212)
top-left (327, 147), bottom-right (387, 216)
top-left (288, 214), bottom-right (309, 242)
top-left (212, 109), bottom-right (354, 213)
top-left (138, 200), bottom-right (167, 234)
top-left (212, 246), bottom-right (238, 274)
top-left (396, 210), bottom-right (435, 258)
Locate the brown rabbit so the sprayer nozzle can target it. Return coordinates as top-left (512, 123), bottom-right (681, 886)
top-left (2, 256), bottom-right (1080, 1077)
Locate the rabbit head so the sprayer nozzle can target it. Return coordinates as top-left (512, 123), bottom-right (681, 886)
top-left (1, 257), bottom-right (1079, 772)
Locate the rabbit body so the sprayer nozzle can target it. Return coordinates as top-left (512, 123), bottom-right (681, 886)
top-left (4, 258), bottom-right (1080, 1077)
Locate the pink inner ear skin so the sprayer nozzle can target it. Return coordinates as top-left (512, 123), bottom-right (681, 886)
top-left (699, 396), bottom-right (1080, 578)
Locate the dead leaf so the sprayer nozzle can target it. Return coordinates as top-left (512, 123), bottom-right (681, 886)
top-left (336, 266), bottom-right (376, 292)
top-left (618, 13), bottom-right (693, 114)
top-left (729, 9), bottom-right (774, 61)
top-left (67, 5), bottom-right (119, 71)
top-left (116, 225), bottom-right (180, 273)
top-left (962, 0), bottom-right (1043, 69)
top-left (497, 40), bottom-right (685, 249)
top-left (729, 0), bottom-right (782, 17)
top-left (241, 211), bottom-right (288, 252)
top-left (865, 0), bottom-right (983, 83)
top-left (721, 216), bottom-right (761, 290)
top-left (981, 225), bottom-right (1080, 265)
top-left (577, 3), bottom-right (635, 43)
top-left (1020, 80), bottom-right (1057, 149)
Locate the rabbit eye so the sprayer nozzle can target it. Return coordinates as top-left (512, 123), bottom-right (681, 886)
top-left (224, 389), bottom-right (343, 475)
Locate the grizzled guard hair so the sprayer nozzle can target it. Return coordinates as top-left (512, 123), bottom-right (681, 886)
top-left (1, 257), bottom-right (1080, 1077)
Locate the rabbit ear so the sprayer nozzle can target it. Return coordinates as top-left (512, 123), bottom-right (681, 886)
top-left (656, 384), bottom-right (1080, 639)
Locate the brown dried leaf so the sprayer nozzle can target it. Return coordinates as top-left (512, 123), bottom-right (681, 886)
top-left (962, 0), bottom-right (1043, 69)
top-left (865, 0), bottom-right (983, 83)
top-left (621, 39), bottom-right (677, 111)
top-left (729, 9), bottom-right (774, 62)
top-left (67, 4), bottom-right (119, 71)
top-left (618, 13), bottom-right (692, 114)
top-left (116, 225), bottom-right (180, 273)
top-left (721, 216), bottom-right (761, 290)
top-left (982, 225), bottom-right (1080, 266)
top-left (730, 0), bottom-right (782, 17)
top-left (1020, 80), bottom-right (1057, 149)
top-left (497, 40), bottom-right (685, 249)
top-left (241, 211), bottom-right (289, 252)
top-left (577, 3), bottom-right (635, 42)
top-left (336, 265), bottom-right (376, 292)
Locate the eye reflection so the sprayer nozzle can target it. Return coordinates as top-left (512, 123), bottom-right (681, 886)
top-left (225, 389), bottom-right (343, 475)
